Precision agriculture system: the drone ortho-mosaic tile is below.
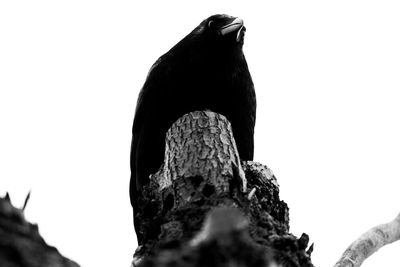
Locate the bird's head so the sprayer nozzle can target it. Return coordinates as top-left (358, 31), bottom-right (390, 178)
top-left (166, 14), bottom-right (248, 65)
top-left (193, 14), bottom-right (246, 47)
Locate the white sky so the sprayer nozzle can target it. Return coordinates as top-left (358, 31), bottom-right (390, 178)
top-left (1, 1), bottom-right (399, 266)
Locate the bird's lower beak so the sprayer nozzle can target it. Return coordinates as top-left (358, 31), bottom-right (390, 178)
top-left (219, 17), bottom-right (244, 38)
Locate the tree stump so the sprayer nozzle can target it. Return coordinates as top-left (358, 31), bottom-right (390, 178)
top-left (133, 110), bottom-right (313, 267)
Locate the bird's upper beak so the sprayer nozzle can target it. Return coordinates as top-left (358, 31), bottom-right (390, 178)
top-left (219, 17), bottom-right (245, 42)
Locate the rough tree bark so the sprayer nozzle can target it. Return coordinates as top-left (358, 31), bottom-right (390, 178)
top-left (132, 110), bottom-right (313, 267)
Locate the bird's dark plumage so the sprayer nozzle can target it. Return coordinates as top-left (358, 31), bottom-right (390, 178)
top-left (130, 14), bottom-right (256, 242)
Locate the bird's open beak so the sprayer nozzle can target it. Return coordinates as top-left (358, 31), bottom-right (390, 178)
top-left (219, 17), bottom-right (245, 42)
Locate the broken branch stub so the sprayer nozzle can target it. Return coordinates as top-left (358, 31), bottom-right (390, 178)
top-left (133, 111), bottom-right (312, 267)
top-left (152, 110), bottom-right (247, 208)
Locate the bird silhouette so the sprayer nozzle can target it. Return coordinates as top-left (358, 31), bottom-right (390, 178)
top-left (130, 14), bottom-right (256, 243)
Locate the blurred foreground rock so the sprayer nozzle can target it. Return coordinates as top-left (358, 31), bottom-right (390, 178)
top-left (0, 194), bottom-right (79, 267)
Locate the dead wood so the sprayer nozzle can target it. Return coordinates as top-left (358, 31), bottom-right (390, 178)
top-left (133, 110), bottom-right (313, 267)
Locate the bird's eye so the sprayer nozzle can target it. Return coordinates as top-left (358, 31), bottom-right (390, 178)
top-left (208, 20), bottom-right (214, 28)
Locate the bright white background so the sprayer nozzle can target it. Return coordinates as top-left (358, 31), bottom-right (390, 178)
top-left (1, 1), bottom-right (399, 266)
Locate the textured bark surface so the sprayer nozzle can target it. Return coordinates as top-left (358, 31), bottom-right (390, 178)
top-left (0, 194), bottom-right (80, 267)
top-left (334, 213), bottom-right (400, 267)
top-left (155, 110), bottom-right (247, 205)
top-left (133, 111), bottom-right (313, 267)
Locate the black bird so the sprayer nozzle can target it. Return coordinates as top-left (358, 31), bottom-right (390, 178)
top-left (130, 14), bottom-right (256, 241)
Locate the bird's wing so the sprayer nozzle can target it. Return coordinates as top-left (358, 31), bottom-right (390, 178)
top-left (132, 55), bottom-right (174, 129)
top-left (130, 55), bottom-right (171, 206)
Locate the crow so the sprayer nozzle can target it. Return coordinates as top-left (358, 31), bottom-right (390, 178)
top-left (130, 14), bottom-right (256, 242)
